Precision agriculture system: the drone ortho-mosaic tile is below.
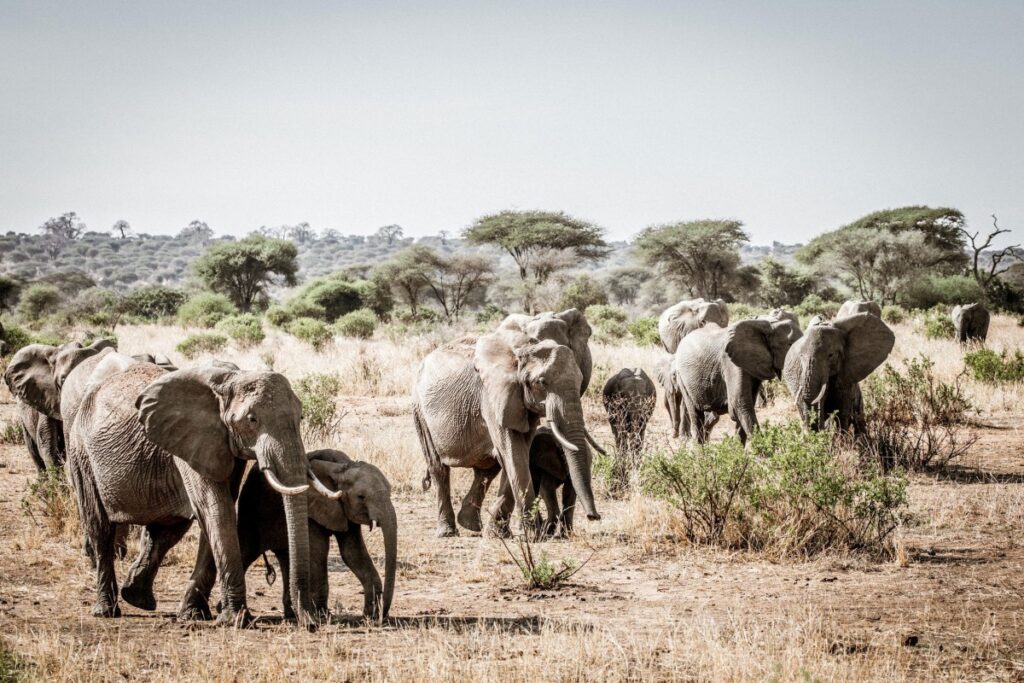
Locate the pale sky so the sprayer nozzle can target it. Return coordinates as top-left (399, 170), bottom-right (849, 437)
top-left (0, 1), bottom-right (1021, 246)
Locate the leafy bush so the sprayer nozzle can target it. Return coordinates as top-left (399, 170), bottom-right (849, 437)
top-left (215, 314), bottom-right (265, 347)
top-left (293, 372), bottom-right (344, 440)
top-left (0, 419), bottom-right (22, 445)
top-left (17, 283), bottom-right (61, 321)
top-left (123, 285), bottom-right (187, 320)
top-left (559, 275), bottom-right (608, 312)
top-left (333, 308), bottom-right (376, 339)
top-left (264, 304), bottom-right (294, 328)
top-left (902, 275), bottom-right (985, 310)
top-left (627, 316), bottom-right (661, 346)
top-left (71, 288), bottom-right (123, 327)
top-left (727, 303), bottom-right (762, 320)
top-left (475, 303), bottom-right (507, 325)
top-left (963, 348), bottom-right (1024, 383)
top-left (918, 311), bottom-right (955, 340)
top-left (642, 422), bottom-right (907, 557)
top-left (178, 292), bottom-right (238, 328)
top-left (175, 332), bottom-right (229, 359)
top-left (0, 325), bottom-right (32, 354)
top-left (881, 305), bottom-right (908, 324)
top-left (288, 317), bottom-right (332, 350)
top-left (392, 306), bottom-right (440, 324)
top-left (498, 533), bottom-right (587, 590)
top-left (585, 304), bottom-right (627, 324)
top-left (862, 355), bottom-right (976, 471)
top-left (300, 278), bottom-right (363, 321)
top-left (793, 294), bottom-right (839, 320)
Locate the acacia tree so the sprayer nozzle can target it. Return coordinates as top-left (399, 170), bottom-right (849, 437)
top-left (634, 219), bottom-right (748, 299)
top-left (375, 224), bottom-right (404, 245)
top-left (759, 258), bottom-right (816, 307)
top-left (111, 220), bottom-right (132, 239)
top-left (959, 215), bottom-right (1022, 292)
top-left (193, 235), bottom-right (298, 311)
top-left (604, 267), bottom-right (652, 305)
top-left (373, 247), bottom-right (431, 316)
top-left (375, 245), bottom-right (495, 320)
top-left (39, 212), bottom-right (86, 240)
top-left (179, 220), bottom-right (214, 243)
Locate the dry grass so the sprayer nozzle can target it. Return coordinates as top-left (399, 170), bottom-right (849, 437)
top-left (0, 316), bottom-right (1020, 680)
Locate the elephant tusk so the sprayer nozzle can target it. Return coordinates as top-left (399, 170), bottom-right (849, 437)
top-left (308, 467), bottom-right (343, 500)
top-left (262, 467), bottom-right (309, 496)
top-left (548, 420), bottom-right (580, 453)
top-left (810, 382), bottom-right (828, 405)
top-left (368, 519), bottom-right (376, 532)
top-left (584, 429), bottom-right (607, 456)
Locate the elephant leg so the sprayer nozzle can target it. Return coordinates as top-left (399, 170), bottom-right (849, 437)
top-left (338, 527), bottom-right (383, 619)
top-left (307, 531), bottom-right (331, 618)
top-left (66, 445), bottom-right (119, 617)
top-left (272, 549), bottom-right (294, 621)
top-left (486, 473), bottom-right (514, 538)
top-left (538, 474), bottom-right (560, 538)
top-left (178, 530), bottom-right (216, 621)
top-left (560, 482), bottom-right (576, 536)
top-left (22, 426), bottom-right (47, 473)
top-left (430, 464), bottom-right (458, 538)
top-left (457, 462), bottom-right (501, 532)
top-left (191, 479), bottom-right (249, 626)
top-left (490, 430), bottom-right (536, 537)
top-left (121, 519), bottom-right (191, 611)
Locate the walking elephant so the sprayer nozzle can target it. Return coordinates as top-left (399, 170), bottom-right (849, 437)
top-left (17, 401), bottom-right (64, 472)
top-left (602, 367), bottom-right (656, 459)
top-left (654, 357), bottom-right (683, 438)
top-left (658, 298), bottom-right (730, 353)
top-left (951, 303), bottom-right (990, 343)
top-left (237, 449), bottom-right (397, 620)
top-left (837, 300), bottom-right (882, 318)
top-left (528, 427), bottom-right (575, 537)
top-left (783, 313), bottom-right (894, 432)
top-left (414, 316), bottom-right (602, 538)
top-left (674, 317), bottom-right (802, 444)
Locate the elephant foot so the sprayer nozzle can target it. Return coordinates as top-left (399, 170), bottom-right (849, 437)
top-left (485, 519), bottom-right (512, 539)
top-left (178, 598), bottom-right (213, 622)
top-left (215, 606), bottom-right (253, 628)
top-left (456, 505), bottom-right (483, 533)
top-left (121, 581), bottom-right (157, 611)
top-left (435, 521), bottom-right (459, 538)
top-left (92, 600), bottom-right (121, 618)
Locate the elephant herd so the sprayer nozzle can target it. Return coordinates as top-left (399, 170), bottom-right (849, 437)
top-left (0, 297), bottom-right (992, 628)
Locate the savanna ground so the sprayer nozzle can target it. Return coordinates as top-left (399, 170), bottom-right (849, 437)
top-left (0, 318), bottom-right (1022, 681)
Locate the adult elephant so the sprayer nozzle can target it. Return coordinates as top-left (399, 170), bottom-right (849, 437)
top-left (602, 367), bottom-right (656, 459)
top-left (951, 303), bottom-right (990, 343)
top-left (837, 300), bottom-right (882, 318)
top-left (674, 318), bottom-right (802, 444)
top-left (17, 401), bottom-right (64, 472)
top-left (237, 449), bottom-right (396, 621)
top-left (414, 324), bottom-right (601, 538)
top-left (783, 313), bottom-right (894, 432)
top-left (658, 298), bottom-right (730, 353)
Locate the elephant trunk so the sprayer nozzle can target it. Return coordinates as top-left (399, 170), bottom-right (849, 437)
top-left (377, 499), bottom-right (398, 620)
top-left (546, 396), bottom-right (600, 521)
top-left (799, 357), bottom-right (829, 429)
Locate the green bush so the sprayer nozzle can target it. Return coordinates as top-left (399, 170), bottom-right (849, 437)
top-left (642, 422), bottom-right (907, 557)
top-left (215, 314), bottom-right (265, 347)
top-left (293, 372), bottom-right (343, 440)
top-left (178, 292), bottom-right (238, 328)
top-left (881, 305), bottom-right (908, 325)
top-left (475, 303), bottom-right (507, 325)
top-left (300, 278), bottom-right (363, 322)
top-left (332, 308), bottom-right (376, 339)
top-left (123, 285), bottom-right (187, 320)
top-left (175, 332), bottom-right (229, 359)
top-left (627, 316), bottom-right (660, 346)
top-left (288, 317), bottom-right (332, 350)
top-left (71, 288), bottom-right (123, 327)
top-left (17, 283), bottom-right (61, 321)
top-left (918, 311), bottom-right (955, 340)
top-left (392, 306), bottom-right (440, 324)
top-left (584, 304), bottom-right (627, 324)
top-left (1, 325), bottom-right (32, 354)
top-left (559, 275), bottom-right (608, 312)
top-left (902, 275), bottom-right (985, 310)
top-left (265, 304), bottom-right (294, 328)
top-left (963, 348), bottom-right (1024, 383)
top-left (727, 303), bottom-right (763, 320)
top-left (19, 466), bottom-right (77, 538)
top-left (794, 294), bottom-right (839, 320)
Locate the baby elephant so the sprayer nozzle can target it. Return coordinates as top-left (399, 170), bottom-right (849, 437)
top-left (951, 303), bottom-right (990, 343)
top-left (529, 427), bottom-right (575, 537)
top-left (602, 367), bottom-right (656, 459)
top-left (237, 449), bottom-right (397, 620)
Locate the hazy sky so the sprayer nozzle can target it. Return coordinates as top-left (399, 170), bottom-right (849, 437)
top-left (1, 1), bottom-right (1021, 245)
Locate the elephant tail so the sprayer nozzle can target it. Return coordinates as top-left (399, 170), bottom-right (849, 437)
top-left (262, 552), bottom-right (277, 586)
top-left (412, 402), bottom-right (439, 492)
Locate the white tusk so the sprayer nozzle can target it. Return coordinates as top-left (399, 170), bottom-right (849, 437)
top-left (548, 420), bottom-right (580, 453)
top-left (308, 467), bottom-right (343, 500)
top-left (584, 429), bottom-right (607, 456)
top-left (368, 519), bottom-right (376, 531)
top-left (810, 382), bottom-right (828, 406)
top-left (262, 468), bottom-right (309, 496)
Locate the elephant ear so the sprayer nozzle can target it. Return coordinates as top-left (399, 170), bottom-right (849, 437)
top-left (53, 341), bottom-right (114, 389)
top-left (307, 459), bottom-right (349, 532)
top-left (658, 301), bottom-right (698, 353)
top-left (3, 344), bottom-right (61, 418)
top-left (553, 308), bottom-right (593, 392)
top-left (135, 363), bottom-right (238, 481)
top-left (833, 313), bottom-right (895, 384)
top-left (782, 333), bottom-right (809, 397)
top-left (724, 319), bottom-right (776, 381)
top-left (474, 329), bottom-right (530, 433)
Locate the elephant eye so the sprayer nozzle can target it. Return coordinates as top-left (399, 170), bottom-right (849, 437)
top-left (247, 413), bottom-right (257, 423)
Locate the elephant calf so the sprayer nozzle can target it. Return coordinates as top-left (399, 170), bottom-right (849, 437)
top-left (237, 449), bottom-right (397, 620)
top-left (951, 303), bottom-right (990, 343)
top-left (529, 427), bottom-right (575, 537)
top-left (17, 401), bottom-right (65, 472)
top-left (602, 367), bottom-right (656, 461)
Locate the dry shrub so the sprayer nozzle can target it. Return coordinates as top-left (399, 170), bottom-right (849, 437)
top-left (19, 468), bottom-right (79, 540)
top-left (0, 419), bottom-right (23, 446)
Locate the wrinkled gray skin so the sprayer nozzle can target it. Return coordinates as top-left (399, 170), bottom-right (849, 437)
top-left (951, 303), bottom-right (990, 343)
top-left (837, 300), bottom-right (882, 318)
top-left (674, 318), bottom-right (803, 444)
top-left (658, 298), bottom-right (730, 354)
top-left (783, 313), bottom-right (895, 432)
top-left (17, 400), bottom-right (65, 471)
top-left (6, 350), bottom-right (322, 627)
top-left (237, 449), bottom-right (397, 620)
top-left (602, 368), bottom-right (656, 458)
top-left (413, 309), bottom-right (601, 538)
top-left (755, 310), bottom-right (802, 407)
top-left (653, 357), bottom-right (683, 438)
top-left (528, 427), bottom-right (575, 537)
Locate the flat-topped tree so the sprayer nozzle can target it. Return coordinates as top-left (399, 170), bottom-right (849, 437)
top-left (193, 235), bottom-right (298, 312)
top-left (634, 219), bottom-right (749, 299)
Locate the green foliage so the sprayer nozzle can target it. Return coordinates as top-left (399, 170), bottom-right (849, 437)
top-left (215, 314), bottom-right (265, 347)
top-left (293, 373), bottom-right (344, 440)
top-left (393, 306), bottom-right (440, 324)
top-left (862, 355), bottom-right (976, 471)
top-left (287, 317), bottom-right (332, 350)
top-left (0, 275), bottom-right (22, 313)
top-left (175, 332), bottom-right (229, 359)
top-left (902, 274), bottom-right (985, 310)
top-left (299, 277), bottom-right (363, 322)
top-left (475, 303), bottom-right (507, 325)
top-left (122, 285), bottom-right (187, 320)
top-left (178, 292), bottom-right (238, 328)
top-left (918, 311), bottom-right (955, 340)
top-left (759, 258), bottom-right (816, 307)
top-left (603, 266), bottom-right (652, 306)
top-left (624, 317), bottom-right (657, 346)
top-left (17, 283), bottom-right (61, 321)
top-left (642, 423), bottom-right (907, 556)
top-left (265, 304), bottom-right (293, 328)
top-left (72, 287), bottom-right (123, 327)
top-left (881, 305), bottom-right (908, 324)
top-left (634, 219), bottom-right (749, 300)
top-left (498, 532), bottom-right (585, 590)
top-left (584, 304), bottom-right (627, 324)
top-left (0, 325), bottom-right (32, 354)
top-left (727, 303), bottom-right (764, 320)
top-left (0, 637), bottom-right (29, 681)
top-left (963, 348), bottom-right (1024, 383)
top-left (352, 275), bottom-right (395, 319)
top-left (793, 294), bottom-right (839, 319)
top-left (559, 275), bottom-right (608, 312)
top-left (193, 234), bottom-right (298, 311)
top-left (332, 308), bottom-right (377, 339)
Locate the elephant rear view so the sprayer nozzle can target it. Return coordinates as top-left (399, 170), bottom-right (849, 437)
top-left (602, 367), bottom-right (656, 461)
top-left (783, 313), bottom-right (895, 432)
top-left (658, 298), bottom-right (730, 353)
top-left (951, 303), bottom-right (990, 343)
top-left (837, 300), bottom-right (882, 318)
